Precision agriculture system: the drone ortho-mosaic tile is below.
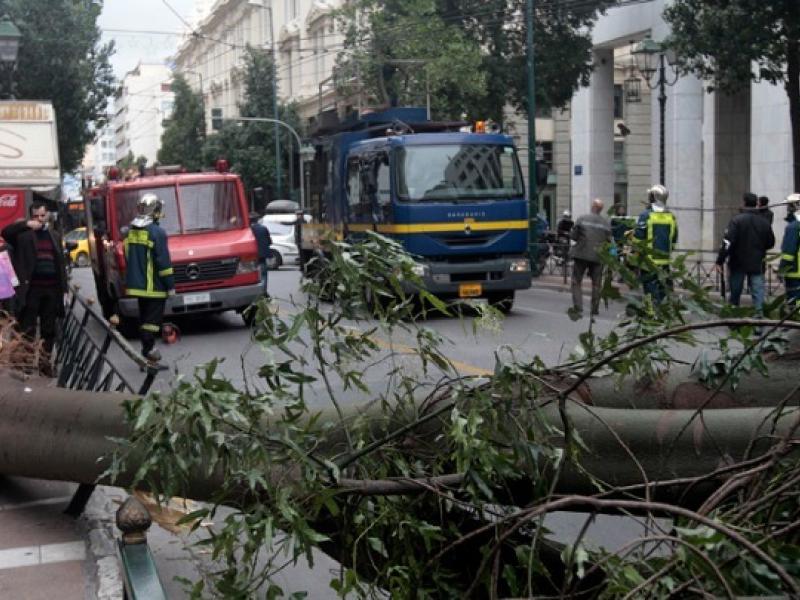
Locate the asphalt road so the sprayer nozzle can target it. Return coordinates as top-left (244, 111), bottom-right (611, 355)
top-left (64, 266), bottom-right (674, 597)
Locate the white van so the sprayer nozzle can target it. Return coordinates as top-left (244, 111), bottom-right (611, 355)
top-left (259, 213), bottom-right (301, 269)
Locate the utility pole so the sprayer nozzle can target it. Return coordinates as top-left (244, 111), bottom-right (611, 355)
top-left (526, 0), bottom-right (538, 273)
top-left (266, 4), bottom-right (282, 199)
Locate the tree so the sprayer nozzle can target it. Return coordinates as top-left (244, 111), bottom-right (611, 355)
top-left (664, 0), bottom-right (800, 191)
top-left (157, 74), bottom-right (205, 171)
top-left (442, 0), bottom-right (615, 120)
top-left (0, 0), bottom-right (115, 173)
top-left (336, 0), bottom-right (614, 122)
top-left (335, 0), bottom-right (487, 120)
top-left (201, 46), bottom-right (302, 201)
top-left (100, 234), bottom-right (800, 598)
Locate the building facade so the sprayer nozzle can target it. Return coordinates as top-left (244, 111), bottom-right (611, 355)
top-left (112, 63), bottom-right (175, 165)
top-left (82, 117), bottom-right (116, 185)
top-left (567, 0), bottom-right (792, 251)
top-left (172, 0), bottom-right (343, 130)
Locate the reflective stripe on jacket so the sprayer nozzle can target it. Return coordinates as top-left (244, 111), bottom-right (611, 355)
top-left (124, 222), bottom-right (174, 298)
top-left (635, 209), bottom-right (678, 265)
top-left (780, 221), bottom-right (800, 278)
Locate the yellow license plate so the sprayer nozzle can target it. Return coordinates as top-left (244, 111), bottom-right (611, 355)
top-left (458, 283), bottom-right (482, 298)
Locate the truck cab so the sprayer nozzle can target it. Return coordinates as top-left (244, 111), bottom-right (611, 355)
top-left (85, 168), bottom-right (261, 331)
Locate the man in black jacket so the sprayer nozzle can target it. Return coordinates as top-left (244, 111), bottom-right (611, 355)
top-left (1, 202), bottom-right (68, 373)
top-left (715, 193), bottom-right (775, 313)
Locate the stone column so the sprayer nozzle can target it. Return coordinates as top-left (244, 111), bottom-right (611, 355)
top-left (571, 48), bottom-right (615, 216)
top-left (662, 74), bottom-right (705, 250)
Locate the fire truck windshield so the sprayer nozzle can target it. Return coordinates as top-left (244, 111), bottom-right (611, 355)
top-left (115, 186), bottom-right (180, 234)
top-left (179, 182), bottom-right (242, 232)
top-left (396, 144), bottom-right (524, 202)
top-left (114, 181), bottom-right (242, 234)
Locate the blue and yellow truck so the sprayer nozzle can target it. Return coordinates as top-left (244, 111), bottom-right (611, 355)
top-left (300, 107), bottom-right (532, 312)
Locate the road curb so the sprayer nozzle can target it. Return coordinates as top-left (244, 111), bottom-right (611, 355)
top-left (80, 486), bottom-right (124, 600)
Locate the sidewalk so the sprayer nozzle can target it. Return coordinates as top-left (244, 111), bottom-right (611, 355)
top-left (0, 477), bottom-right (123, 600)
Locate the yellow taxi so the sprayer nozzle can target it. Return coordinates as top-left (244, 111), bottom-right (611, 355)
top-left (64, 227), bottom-right (90, 267)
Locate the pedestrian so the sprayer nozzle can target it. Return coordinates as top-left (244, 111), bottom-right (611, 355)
top-left (556, 210), bottom-right (574, 236)
top-left (124, 193), bottom-right (174, 365)
top-left (714, 192), bottom-right (775, 314)
top-left (634, 184), bottom-right (678, 303)
top-left (758, 196), bottom-right (774, 225)
top-left (778, 193), bottom-right (800, 307)
top-left (250, 212), bottom-right (272, 298)
top-left (1, 202), bottom-right (69, 375)
top-left (555, 210), bottom-right (574, 264)
top-left (567, 198), bottom-right (612, 320)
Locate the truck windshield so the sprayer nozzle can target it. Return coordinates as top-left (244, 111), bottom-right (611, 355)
top-left (397, 144), bottom-right (524, 202)
top-left (179, 182), bottom-right (242, 232)
top-left (115, 186), bottom-right (180, 235)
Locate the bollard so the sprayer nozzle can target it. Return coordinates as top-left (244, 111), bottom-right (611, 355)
top-left (116, 495), bottom-right (167, 600)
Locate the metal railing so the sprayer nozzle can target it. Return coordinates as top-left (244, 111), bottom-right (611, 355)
top-left (535, 246), bottom-right (785, 298)
top-left (53, 286), bottom-right (168, 598)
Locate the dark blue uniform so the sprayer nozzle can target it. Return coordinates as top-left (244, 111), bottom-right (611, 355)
top-left (124, 221), bottom-right (174, 358)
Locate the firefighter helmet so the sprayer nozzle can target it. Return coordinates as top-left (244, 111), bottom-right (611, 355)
top-left (647, 184), bottom-right (669, 206)
top-left (131, 193), bottom-right (163, 227)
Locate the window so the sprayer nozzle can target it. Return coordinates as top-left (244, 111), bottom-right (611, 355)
top-left (115, 186), bottom-right (180, 235)
top-left (614, 84), bottom-right (624, 119)
top-left (538, 141), bottom-right (553, 170)
top-left (614, 141), bottom-right (625, 163)
top-left (346, 159), bottom-right (361, 210)
top-left (179, 182), bottom-right (242, 232)
top-left (285, 0), bottom-right (298, 20)
top-left (397, 144), bottom-right (523, 201)
top-left (312, 28), bottom-right (324, 85)
top-left (375, 155), bottom-right (390, 207)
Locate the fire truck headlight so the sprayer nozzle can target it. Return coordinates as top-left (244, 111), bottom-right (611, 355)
top-left (509, 259), bottom-right (530, 273)
top-left (237, 260), bottom-right (259, 274)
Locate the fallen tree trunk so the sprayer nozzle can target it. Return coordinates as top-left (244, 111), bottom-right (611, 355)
top-left (0, 370), bottom-right (796, 505)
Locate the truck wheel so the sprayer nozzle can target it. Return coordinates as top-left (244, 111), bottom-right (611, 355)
top-left (75, 252), bottom-right (89, 268)
top-left (488, 291), bottom-right (514, 314)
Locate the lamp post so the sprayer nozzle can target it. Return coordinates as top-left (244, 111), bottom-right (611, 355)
top-left (631, 37), bottom-right (679, 186)
top-left (230, 116), bottom-right (314, 210)
top-left (0, 15), bottom-right (21, 100)
top-left (248, 0), bottom-right (282, 198)
top-left (526, 0), bottom-right (538, 273)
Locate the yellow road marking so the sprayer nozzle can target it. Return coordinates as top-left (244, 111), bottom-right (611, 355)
top-left (268, 303), bottom-right (492, 377)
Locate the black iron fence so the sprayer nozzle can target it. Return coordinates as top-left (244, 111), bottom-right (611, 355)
top-left (535, 245), bottom-right (785, 297)
top-left (55, 285), bottom-right (158, 395)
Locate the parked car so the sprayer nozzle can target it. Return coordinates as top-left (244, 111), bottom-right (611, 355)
top-left (64, 227), bottom-right (90, 267)
top-left (259, 214), bottom-right (300, 269)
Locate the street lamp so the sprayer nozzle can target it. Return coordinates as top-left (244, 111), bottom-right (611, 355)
top-left (229, 116), bottom-right (314, 210)
top-left (0, 15), bottom-right (21, 100)
top-left (631, 37), bottom-right (679, 186)
top-left (247, 0), bottom-right (282, 198)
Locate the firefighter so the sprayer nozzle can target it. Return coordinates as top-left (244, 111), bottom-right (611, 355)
top-left (124, 193), bottom-right (174, 364)
top-left (634, 184), bottom-right (678, 303)
top-left (779, 193), bottom-right (800, 307)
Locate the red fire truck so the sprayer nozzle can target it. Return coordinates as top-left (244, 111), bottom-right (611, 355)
top-left (84, 164), bottom-right (262, 334)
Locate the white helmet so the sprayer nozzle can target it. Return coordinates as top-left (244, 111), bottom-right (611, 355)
top-left (787, 193), bottom-right (800, 205)
top-left (132, 193), bottom-right (163, 227)
top-left (562, 210), bottom-right (571, 218)
top-left (647, 184), bottom-right (669, 206)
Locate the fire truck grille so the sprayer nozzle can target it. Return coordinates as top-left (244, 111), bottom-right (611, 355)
top-left (174, 259), bottom-right (238, 284)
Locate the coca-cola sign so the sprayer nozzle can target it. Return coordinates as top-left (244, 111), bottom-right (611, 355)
top-left (0, 189), bottom-right (25, 229)
top-left (0, 193), bottom-right (18, 208)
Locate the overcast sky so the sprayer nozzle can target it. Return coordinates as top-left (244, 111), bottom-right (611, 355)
top-left (99, 0), bottom-right (195, 80)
